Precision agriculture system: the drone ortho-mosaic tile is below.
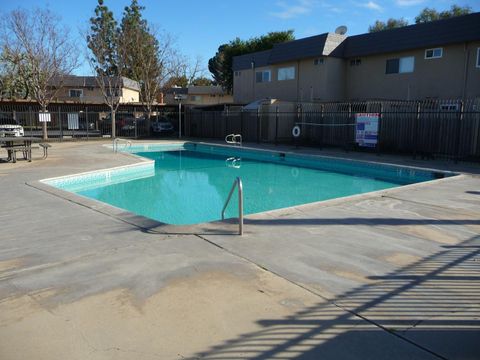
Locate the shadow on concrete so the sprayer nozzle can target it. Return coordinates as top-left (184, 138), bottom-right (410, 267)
top-left (243, 217), bottom-right (480, 226)
top-left (192, 235), bottom-right (480, 359)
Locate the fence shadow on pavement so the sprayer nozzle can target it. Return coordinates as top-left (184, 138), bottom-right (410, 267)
top-left (192, 235), bottom-right (480, 359)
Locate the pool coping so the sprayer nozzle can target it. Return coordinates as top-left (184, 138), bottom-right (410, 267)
top-left (27, 141), bottom-right (466, 236)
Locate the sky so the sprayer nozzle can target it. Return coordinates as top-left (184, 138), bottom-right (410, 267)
top-left (1, 0), bottom-right (479, 76)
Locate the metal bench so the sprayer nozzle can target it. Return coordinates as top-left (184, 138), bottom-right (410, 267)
top-left (39, 143), bottom-right (51, 159)
top-left (2, 145), bottom-right (36, 163)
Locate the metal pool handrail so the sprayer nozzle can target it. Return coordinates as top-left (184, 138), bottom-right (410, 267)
top-left (221, 177), bottom-right (244, 235)
top-left (113, 138), bottom-right (132, 153)
top-left (225, 134), bottom-right (242, 146)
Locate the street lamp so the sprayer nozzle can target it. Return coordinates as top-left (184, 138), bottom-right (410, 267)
top-left (174, 94), bottom-right (185, 139)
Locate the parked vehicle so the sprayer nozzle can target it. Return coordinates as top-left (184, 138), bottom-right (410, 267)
top-left (0, 116), bottom-right (24, 137)
top-left (151, 118), bottom-right (174, 134)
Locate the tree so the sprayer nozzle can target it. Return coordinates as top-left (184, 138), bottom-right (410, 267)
top-left (368, 4), bottom-right (473, 33)
top-left (368, 18), bottom-right (409, 32)
top-left (0, 48), bottom-right (32, 100)
top-left (208, 30), bottom-right (295, 93)
top-left (415, 5), bottom-right (472, 23)
top-left (191, 77), bottom-right (213, 86)
top-left (87, 0), bottom-right (125, 138)
top-left (1, 8), bottom-right (78, 139)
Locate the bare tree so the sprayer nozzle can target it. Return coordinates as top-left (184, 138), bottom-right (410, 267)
top-left (1, 8), bottom-right (78, 139)
top-left (86, 0), bottom-right (128, 139)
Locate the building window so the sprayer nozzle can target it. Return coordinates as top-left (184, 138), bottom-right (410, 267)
top-left (314, 58), bottom-right (324, 65)
top-left (189, 95), bottom-right (203, 101)
top-left (425, 48), bottom-right (443, 59)
top-left (69, 89), bottom-right (83, 98)
top-left (255, 70), bottom-right (271, 83)
top-left (277, 66), bottom-right (295, 81)
top-left (350, 59), bottom-right (361, 66)
top-left (234, 71), bottom-right (241, 76)
top-left (386, 56), bottom-right (414, 74)
top-left (477, 48), bottom-right (480, 68)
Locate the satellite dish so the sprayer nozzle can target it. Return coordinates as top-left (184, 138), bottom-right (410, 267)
top-left (335, 25), bottom-right (348, 35)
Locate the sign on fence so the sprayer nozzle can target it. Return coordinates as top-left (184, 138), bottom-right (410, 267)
top-left (39, 112), bottom-right (51, 123)
top-left (67, 113), bottom-right (79, 130)
top-left (355, 113), bottom-right (379, 147)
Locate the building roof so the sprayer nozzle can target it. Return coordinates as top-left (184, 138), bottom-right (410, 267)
top-left (165, 86), bottom-right (228, 96)
top-left (233, 12), bottom-right (480, 68)
top-left (343, 12), bottom-right (480, 58)
top-left (233, 33), bottom-right (346, 71)
top-left (233, 49), bottom-right (271, 71)
top-left (188, 86), bottom-right (226, 95)
top-left (52, 76), bottom-right (141, 91)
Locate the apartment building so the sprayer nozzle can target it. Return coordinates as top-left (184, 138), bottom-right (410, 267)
top-left (52, 76), bottom-right (140, 103)
top-left (233, 12), bottom-right (480, 103)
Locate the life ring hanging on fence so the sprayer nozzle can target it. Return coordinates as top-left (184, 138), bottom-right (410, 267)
top-left (292, 125), bottom-right (301, 138)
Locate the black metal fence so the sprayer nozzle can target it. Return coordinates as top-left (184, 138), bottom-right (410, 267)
top-left (185, 99), bottom-right (480, 161)
top-left (0, 102), bottom-right (181, 139)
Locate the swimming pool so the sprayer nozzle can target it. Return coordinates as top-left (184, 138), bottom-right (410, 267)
top-left (43, 143), bottom-right (452, 225)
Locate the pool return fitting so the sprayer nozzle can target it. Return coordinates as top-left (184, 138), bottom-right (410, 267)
top-left (221, 177), bottom-right (244, 235)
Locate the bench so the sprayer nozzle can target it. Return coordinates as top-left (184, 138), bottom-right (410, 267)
top-left (2, 145), bottom-right (37, 163)
top-left (39, 143), bottom-right (51, 159)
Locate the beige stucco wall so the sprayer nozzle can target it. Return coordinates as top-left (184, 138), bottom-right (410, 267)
top-left (233, 57), bottom-right (347, 104)
top-left (234, 41), bottom-right (480, 103)
top-left (120, 88), bottom-right (139, 103)
top-left (55, 86), bottom-right (139, 103)
top-left (345, 42), bottom-right (480, 100)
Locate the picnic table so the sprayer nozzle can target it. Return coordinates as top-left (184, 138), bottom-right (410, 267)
top-left (0, 137), bottom-right (39, 163)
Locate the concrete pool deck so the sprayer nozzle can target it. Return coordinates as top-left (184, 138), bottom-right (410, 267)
top-left (0, 140), bottom-right (479, 359)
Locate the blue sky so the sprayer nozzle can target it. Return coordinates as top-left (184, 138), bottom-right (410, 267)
top-left (1, 0), bottom-right (479, 76)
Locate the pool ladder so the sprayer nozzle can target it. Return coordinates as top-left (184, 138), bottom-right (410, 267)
top-left (221, 177), bottom-right (244, 235)
top-left (225, 134), bottom-right (242, 146)
top-left (113, 138), bottom-right (132, 153)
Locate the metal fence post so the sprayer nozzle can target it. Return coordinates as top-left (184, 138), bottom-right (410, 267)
top-left (275, 106), bottom-right (279, 145)
top-left (257, 108), bottom-right (260, 143)
top-left (240, 110), bottom-right (244, 137)
top-left (29, 106), bottom-right (33, 137)
top-left (454, 100), bottom-right (464, 162)
top-left (86, 107), bottom-right (89, 140)
top-left (413, 101), bottom-right (420, 158)
top-left (377, 102), bottom-right (383, 155)
top-left (58, 106), bottom-right (62, 141)
top-left (319, 104), bottom-right (324, 149)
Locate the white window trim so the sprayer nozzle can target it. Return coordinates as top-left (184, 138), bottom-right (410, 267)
top-left (476, 48), bottom-right (480, 68)
top-left (69, 89), bottom-right (83, 97)
top-left (424, 48), bottom-right (443, 59)
top-left (277, 66), bottom-right (295, 81)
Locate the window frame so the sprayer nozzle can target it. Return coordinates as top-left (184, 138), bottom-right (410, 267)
top-left (476, 48), bottom-right (480, 68)
top-left (424, 48), bottom-right (443, 59)
top-left (385, 56), bottom-right (414, 74)
top-left (277, 66), bottom-right (295, 81)
top-left (255, 70), bottom-right (271, 83)
top-left (314, 58), bottom-right (324, 65)
top-left (69, 89), bottom-right (83, 98)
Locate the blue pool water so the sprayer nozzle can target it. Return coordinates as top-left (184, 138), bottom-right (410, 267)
top-left (45, 144), bottom-right (447, 225)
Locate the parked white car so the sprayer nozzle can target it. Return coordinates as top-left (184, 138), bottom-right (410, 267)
top-left (0, 123), bottom-right (24, 137)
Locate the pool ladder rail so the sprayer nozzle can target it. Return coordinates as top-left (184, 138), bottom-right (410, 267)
top-left (113, 138), bottom-right (132, 153)
top-left (225, 134), bottom-right (242, 146)
top-left (221, 177), bottom-right (244, 235)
